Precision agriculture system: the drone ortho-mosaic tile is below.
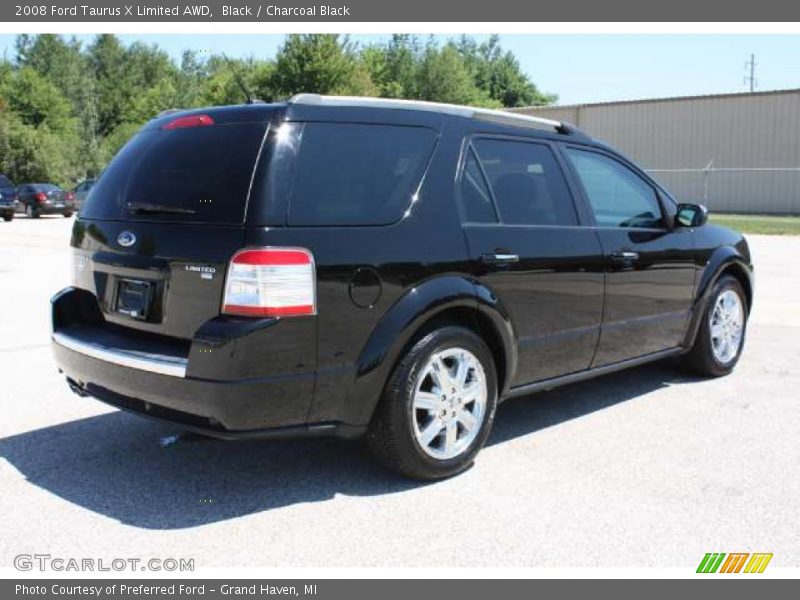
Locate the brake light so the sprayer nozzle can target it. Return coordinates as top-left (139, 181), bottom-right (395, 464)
top-left (35, 192), bottom-right (46, 203)
top-left (162, 114), bottom-right (215, 130)
top-left (66, 191), bottom-right (75, 201)
top-left (222, 247), bottom-right (316, 317)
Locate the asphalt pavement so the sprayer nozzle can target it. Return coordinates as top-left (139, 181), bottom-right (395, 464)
top-left (1, 215), bottom-right (797, 569)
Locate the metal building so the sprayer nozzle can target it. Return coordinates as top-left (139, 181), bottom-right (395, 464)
top-left (511, 89), bottom-right (800, 214)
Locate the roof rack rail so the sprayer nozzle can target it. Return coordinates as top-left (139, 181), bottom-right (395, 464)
top-left (288, 94), bottom-right (584, 137)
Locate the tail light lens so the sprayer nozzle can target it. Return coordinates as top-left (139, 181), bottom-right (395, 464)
top-left (162, 114), bottom-right (215, 130)
top-left (222, 247), bottom-right (316, 317)
top-left (66, 191), bottom-right (75, 201)
top-left (35, 192), bottom-right (47, 202)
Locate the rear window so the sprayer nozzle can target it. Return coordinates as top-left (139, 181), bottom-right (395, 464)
top-left (35, 184), bottom-right (61, 192)
top-left (286, 123), bottom-right (437, 226)
top-left (81, 122), bottom-right (267, 223)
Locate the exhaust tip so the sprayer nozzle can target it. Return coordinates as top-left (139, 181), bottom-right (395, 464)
top-left (66, 377), bottom-right (89, 398)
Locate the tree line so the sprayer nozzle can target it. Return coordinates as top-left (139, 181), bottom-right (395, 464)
top-left (0, 34), bottom-right (555, 188)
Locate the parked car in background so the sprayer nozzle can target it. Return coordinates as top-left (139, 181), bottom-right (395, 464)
top-left (17, 183), bottom-right (75, 218)
top-left (72, 179), bottom-right (97, 211)
top-left (51, 96), bottom-right (753, 480)
top-left (0, 174), bottom-right (18, 221)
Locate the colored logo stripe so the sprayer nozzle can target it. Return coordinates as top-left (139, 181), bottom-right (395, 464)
top-left (697, 552), bottom-right (773, 573)
top-left (744, 553), bottom-right (773, 573)
top-left (719, 553), bottom-right (749, 573)
top-left (697, 553), bottom-right (726, 573)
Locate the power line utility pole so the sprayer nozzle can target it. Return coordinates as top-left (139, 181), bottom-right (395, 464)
top-left (744, 54), bottom-right (757, 92)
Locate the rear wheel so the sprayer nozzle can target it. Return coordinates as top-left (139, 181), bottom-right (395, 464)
top-left (684, 275), bottom-right (747, 377)
top-left (366, 326), bottom-right (498, 480)
top-left (25, 204), bottom-right (39, 219)
top-left (63, 211), bottom-right (73, 218)
top-left (2, 213), bottom-right (11, 222)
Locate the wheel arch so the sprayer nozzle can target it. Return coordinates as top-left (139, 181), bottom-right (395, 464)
top-left (352, 275), bottom-right (517, 425)
top-left (683, 247), bottom-right (753, 348)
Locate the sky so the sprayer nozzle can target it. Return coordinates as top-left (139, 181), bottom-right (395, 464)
top-left (1, 33), bottom-right (799, 105)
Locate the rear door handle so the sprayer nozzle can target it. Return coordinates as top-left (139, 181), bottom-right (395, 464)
top-left (610, 250), bottom-right (639, 262)
top-left (480, 253), bottom-right (519, 265)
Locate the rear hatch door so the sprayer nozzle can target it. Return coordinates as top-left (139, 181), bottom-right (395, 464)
top-left (74, 112), bottom-right (272, 339)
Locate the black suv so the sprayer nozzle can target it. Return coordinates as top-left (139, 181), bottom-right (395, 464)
top-left (51, 95), bottom-right (753, 479)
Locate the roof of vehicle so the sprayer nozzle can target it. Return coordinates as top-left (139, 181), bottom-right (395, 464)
top-left (148, 95), bottom-right (591, 141)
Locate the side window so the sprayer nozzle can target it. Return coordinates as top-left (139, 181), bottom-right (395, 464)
top-left (287, 123), bottom-right (437, 226)
top-left (565, 148), bottom-right (664, 229)
top-left (459, 147), bottom-right (497, 223)
top-left (473, 139), bottom-right (577, 226)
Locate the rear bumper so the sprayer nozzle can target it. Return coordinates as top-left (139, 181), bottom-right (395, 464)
top-left (35, 203), bottom-right (73, 214)
top-left (51, 287), bottom-right (361, 439)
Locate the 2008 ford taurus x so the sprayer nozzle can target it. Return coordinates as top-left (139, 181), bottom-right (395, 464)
top-left (51, 95), bottom-right (753, 479)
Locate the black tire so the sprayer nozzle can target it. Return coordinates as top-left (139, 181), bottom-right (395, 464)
top-left (2, 213), bottom-right (11, 222)
top-left (63, 211), bottom-right (73, 218)
top-left (366, 326), bottom-right (498, 480)
top-left (683, 275), bottom-right (748, 377)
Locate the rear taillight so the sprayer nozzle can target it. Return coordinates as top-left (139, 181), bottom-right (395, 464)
top-left (222, 247), bottom-right (316, 317)
top-left (162, 114), bottom-right (215, 130)
top-left (35, 192), bottom-right (46, 203)
top-left (66, 191), bottom-right (75, 201)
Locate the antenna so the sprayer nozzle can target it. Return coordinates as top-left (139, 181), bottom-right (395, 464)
top-left (744, 54), bottom-right (757, 92)
top-left (221, 53), bottom-right (258, 104)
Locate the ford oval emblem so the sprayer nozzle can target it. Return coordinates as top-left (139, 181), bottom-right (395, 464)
top-left (117, 231), bottom-right (137, 247)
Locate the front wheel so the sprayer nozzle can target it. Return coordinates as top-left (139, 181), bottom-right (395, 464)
top-left (366, 326), bottom-right (498, 480)
top-left (684, 275), bottom-right (748, 377)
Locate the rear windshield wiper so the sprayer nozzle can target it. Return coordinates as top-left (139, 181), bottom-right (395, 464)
top-left (125, 202), bottom-right (197, 215)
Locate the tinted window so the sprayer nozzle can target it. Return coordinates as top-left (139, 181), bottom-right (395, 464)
top-left (473, 139), bottom-right (577, 226)
top-left (34, 184), bottom-right (61, 192)
top-left (81, 122), bottom-right (267, 223)
top-left (459, 148), bottom-right (497, 223)
top-left (287, 123), bottom-right (436, 226)
top-left (0, 175), bottom-right (13, 188)
top-left (566, 148), bottom-right (664, 228)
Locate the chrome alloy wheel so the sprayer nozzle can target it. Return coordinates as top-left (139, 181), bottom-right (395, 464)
top-left (709, 289), bottom-right (745, 364)
top-left (412, 347), bottom-right (488, 460)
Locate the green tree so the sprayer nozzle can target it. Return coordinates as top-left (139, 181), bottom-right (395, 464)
top-left (457, 35), bottom-right (556, 107)
top-left (417, 42), bottom-right (498, 107)
top-left (1, 67), bottom-right (76, 133)
top-left (0, 110), bottom-right (77, 185)
top-left (271, 34), bottom-right (375, 97)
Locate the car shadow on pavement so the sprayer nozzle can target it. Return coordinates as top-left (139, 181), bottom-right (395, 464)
top-left (0, 359), bottom-right (701, 530)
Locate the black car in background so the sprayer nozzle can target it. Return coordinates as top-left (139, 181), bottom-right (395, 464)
top-left (72, 179), bottom-right (97, 211)
top-left (18, 183), bottom-right (75, 218)
top-left (51, 96), bottom-right (753, 479)
top-left (0, 174), bottom-right (18, 221)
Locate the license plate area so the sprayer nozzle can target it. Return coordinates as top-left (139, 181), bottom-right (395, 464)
top-left (115, 278), bottom-right (153, 320)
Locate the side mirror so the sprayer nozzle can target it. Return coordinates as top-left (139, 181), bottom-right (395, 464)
top-left (675, 203), bottom-right (709, 228)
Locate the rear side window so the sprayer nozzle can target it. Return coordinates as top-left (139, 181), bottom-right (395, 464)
top-left (81, 122), bottom-right (267, 224)
top-left (287, 123), bottom-right (437, 226)
top-left (473, 139), bottom-right (578, 226)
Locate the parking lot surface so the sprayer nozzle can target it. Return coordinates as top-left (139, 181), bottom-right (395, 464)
top-left (1, 216), bottom-right (798, 568)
